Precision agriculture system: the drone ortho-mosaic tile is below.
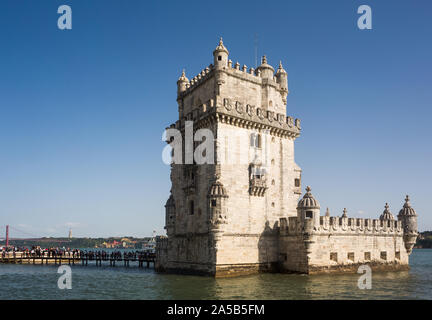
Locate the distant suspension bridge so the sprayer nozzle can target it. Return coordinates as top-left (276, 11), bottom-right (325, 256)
top-left (0, 225), bottom-right (72, 247)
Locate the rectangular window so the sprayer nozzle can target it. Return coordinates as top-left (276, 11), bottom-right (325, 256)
top-left (294, 178), bottom-right (300, 187)
top-left (211, 200), bottom-right (217, 207)
top-left (364, 252), bottom-right (371, 261)
top-left (380, 251), bottom-right (387, 260)
top-left (330, 252), bottom-right (337, 262)
top-left (348, 252), bottom-right (354, 261)
top-left (395, 251), bottom-right (401, 260)
top-left (189, 201), bottom-right (194, 215)
top-left (306, 211), bottom-right (313, 218)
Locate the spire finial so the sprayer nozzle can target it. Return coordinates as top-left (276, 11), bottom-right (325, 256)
top-left (279, 60), bottom-right (283, 69)
top-left (305, 186), bottom-right (311, 193)
top-left (405, 195), bottom-right (410, 203)
top-left (325, 207), bottom-right (330, 217)
top-left (178, 69), bottom-right (188, 82)
top-left (385, 202), bottom-right (389, 210)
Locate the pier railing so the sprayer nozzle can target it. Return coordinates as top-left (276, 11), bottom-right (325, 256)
top-left (0, 250), bottom-right (156, 268)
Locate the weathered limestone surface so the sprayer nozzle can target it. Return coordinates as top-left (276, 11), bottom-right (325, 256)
top-left (155, 39), bottom-right (418, 277)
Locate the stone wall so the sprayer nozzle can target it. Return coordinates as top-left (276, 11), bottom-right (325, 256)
top-left (279, 214), bottom-right (410, 274)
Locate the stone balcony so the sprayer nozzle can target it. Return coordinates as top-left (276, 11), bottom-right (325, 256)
top-left (249, 177), bottom-right (267, 197)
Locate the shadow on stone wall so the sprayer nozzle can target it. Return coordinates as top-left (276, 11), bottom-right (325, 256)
top-left (257, 220), bottom-right (280, 273)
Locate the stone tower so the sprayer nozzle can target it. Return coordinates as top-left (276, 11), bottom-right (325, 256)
top-left (156, 39), bottom-right (302, 276)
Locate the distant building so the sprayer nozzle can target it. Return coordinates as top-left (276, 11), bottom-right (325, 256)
top-left (68, 229), bottom-right (72, 239)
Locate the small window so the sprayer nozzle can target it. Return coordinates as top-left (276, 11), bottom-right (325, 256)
top-left (364, 252), bottom-right (371, 261)
top-left (380, 251), bottom-right (387, 260)
top-left (189, 201), bottom-right (194, 215)
top-left (395, 251), bottom-right (401, 260)
top-left (218, 56), bottom-right (222, 61)
top-left (348, 252), bottom-right (354, 261)
top-left (271, 202), bottom-right (275, 208)
top-left (271, 179), bottom-right (275, 186)
top-left (306, 211), bottom-right (313, 218)
top-left (294, 178), bottom-right (300, 187)
top-left (256, 134), bottom-right (261, 148)
top-left (330, 252), bottom-right (337, 262)
top-left (250, 133), bottom-right (262, 148)
top-left (211, 199), bottom-right (217, 207)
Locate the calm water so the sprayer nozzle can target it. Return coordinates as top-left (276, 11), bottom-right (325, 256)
top-left (1, 249), bottom-right (431, 299)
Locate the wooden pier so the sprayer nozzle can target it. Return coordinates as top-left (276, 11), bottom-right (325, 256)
top-left (0, 251), bottom-right (155, 268)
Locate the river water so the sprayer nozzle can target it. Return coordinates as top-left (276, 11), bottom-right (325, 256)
top-left (1, 249), bottom-right (431, 299)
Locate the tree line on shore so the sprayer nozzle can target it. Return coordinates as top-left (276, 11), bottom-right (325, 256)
top-left (1, 237), bottom-right (153, 249)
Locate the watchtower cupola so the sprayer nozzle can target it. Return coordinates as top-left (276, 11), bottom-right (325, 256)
top-left (276, 61), bottom-right (288, 91)
top-left (213, 38), bottom-right (229, 69)
top-left (256, 55), bottom-right (275, 79)
top-left (297, 186), bottom-right (321, 227)
top-left (177, 69), bottom-right (189, 95)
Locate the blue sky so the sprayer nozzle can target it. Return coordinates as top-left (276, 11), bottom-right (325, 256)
top-left (0, 0), bottom-right (431, 238)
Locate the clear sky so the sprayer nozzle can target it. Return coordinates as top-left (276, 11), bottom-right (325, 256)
top-left (0, 0), bottom-right (431, 238)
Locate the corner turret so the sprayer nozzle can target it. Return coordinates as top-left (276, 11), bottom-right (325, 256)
top-left (165, 193), bottom-right (176, 236)
top-left (213, 38), bottom-right (229, 69)
top-left (297, 186), bottom-right (320, 228)
top-left (276, 61), bottom-right (288, 91)
top-left (256, 55), bottom-right (275, 79)
top-left (398, 195), bottom-right (418, 254)
top-left (380, 203), bottom-right (395, 220)
top-left (177, 69), bottom-right (189, 95)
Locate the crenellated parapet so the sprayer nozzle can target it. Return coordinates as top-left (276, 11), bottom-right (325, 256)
top-left (280, 215), bottom-right (404, 236)
top-left (178, 57), bottom-right (289, 100)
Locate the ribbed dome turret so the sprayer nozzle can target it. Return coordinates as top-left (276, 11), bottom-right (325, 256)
top-left (208, 180), bottom-right (228, 198)
top-left (297, 186), bottom-right (320, 209)
top-left (177, 69), bottom-right (189, 83)
top-left (398, 195), bottom-right (417, 217)
top-left (276, 61), bottom-right (287, 75)
top-left (380, 203), bottom-right (394, 220)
